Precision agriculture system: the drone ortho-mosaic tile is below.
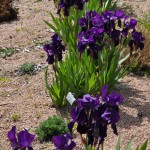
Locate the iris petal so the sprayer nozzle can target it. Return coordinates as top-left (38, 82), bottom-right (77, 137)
top-left (7, 126), bottom-right (18, 149)
top-left (18, 130), bottom-right (35, 148)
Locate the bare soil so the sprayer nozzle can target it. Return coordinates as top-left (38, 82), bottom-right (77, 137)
top-left (0, 0), bottom-right (150, 149)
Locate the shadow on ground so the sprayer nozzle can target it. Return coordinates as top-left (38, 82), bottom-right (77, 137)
top-left (116, 81), bottom-right (150, 128)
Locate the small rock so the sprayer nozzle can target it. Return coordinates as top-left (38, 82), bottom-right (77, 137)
top-left (137, 112), bottom-right (143, 118)
top-left (9, 35), bottom-right (13, 39)
top-left (23, 48), bottom-right (30, 53)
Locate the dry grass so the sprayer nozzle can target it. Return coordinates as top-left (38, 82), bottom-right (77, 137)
top-left (139, 16), bottom-right (150, 67)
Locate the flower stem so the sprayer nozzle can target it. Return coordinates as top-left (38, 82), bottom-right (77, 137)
top-left (101, 143), bottom-right (104, 150)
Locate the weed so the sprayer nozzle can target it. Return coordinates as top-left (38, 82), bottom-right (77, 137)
top-left (138, 12), bottom-right (150, 32)
top-left (0, 77), bottom-right (11, 87)
top-left (11, 114), bottom-right (20, 122)
top-left (33, 39), bottom-right (43, 46)
top-left (27, 41), bottom-right (32, 46)
top-left (0, 48), bottom-right (16, 58)
top-left (0, 77), bottom-right (10, 83)
top-left (33, 103), bottom-right (38, 108)
top-left (20, 62), bottom-right (36, 75)
top-left (35, 112), bottom-right (41, 119)
top-left (34, 0), bottom-right (42, 2)
top-left (0, 92), bottom-right (8, 97)
top-left (21, 27), bottom-right (33, 35)
top-left (24, 74), bottom-right (29, 81)
top-left (32, 8), bottom-right (41, 13)
top-left (39, 52), bottom-right (45, 58)
top-left (15, 28), bottom-right (21, 32)
top-left (128, 64), bottom-right (150, 76)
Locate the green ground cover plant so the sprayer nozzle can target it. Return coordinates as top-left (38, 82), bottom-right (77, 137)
top-left (0, 48), bottom-right (16, 58)
top-left (20, 62), bottom-right (36, 75)
top-left (35, 115), bottom-right (69, 142)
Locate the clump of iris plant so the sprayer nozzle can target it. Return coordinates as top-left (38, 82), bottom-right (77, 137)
top-left (52, 133), bottom-right (76, 150)
top-left (78, 10), bottom-right (145, 59)
top-left (8, 126), bottom-right (35, 150)
top-left (67, 85), bottom-right (123, 149)
top-left (56, 0), bottom-right (88, 16)
top-left (43, 33), bottom-right (65, 64)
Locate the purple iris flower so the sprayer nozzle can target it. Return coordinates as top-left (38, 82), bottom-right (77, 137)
top-left (75, 0), bottom-right (88, 10)
top-left (78, 32), bottom-right (95, 45)
top-left (92, 103), bottom-right (120, 144)
top-left (115, 10), bottom-right (124, 19)
top-left (78, 31), bottom-right (95, 53)
top-left (57, 0), bottom-right (70, 16)
top-left (78, 18), bottom-right (88, 31)
top-left (67, 121), bottom-right (75, 133)
top-left (101, 109), bottom-right (112, 123)
top-left (124, 16), bottom-right (137, 29)
top-left (98, 124), bottom-right (107, 144)
top-left (8, 126), bottom-right (35, 150)
top-left (71, 106), bottom-right (87, 123)
top-left (43, 33), bottom-right (65, 64)
top-left (90, 27), bottom-right (104, 37)
top-left (77, 94), bottom-right (100, 109)
top-left (101, 85), bottom-right (124, 105)
top-left (43, 43), bottom-right (51, 53)
top-left (76, 0), bottom-right (84, 10)
top-left (77, 122), bottom-right (88, 134)
top-left (114, 10), bottom-right (124, 28)
top-left (52, 133), bottom-right (76, 150)
top-left (101, 85), bottom-right (109, 101)
top-left (86, 11), bottom-right (98, 20)
top-left (129, 31), bottom-right (145, 52)
top-left (91, 14), bottom-right (104, 28)
top-left (51, 33), bottom-right (62, 43)
top-left (88, 44), bottom-right (103, 59)
top-left (102, 10), bottom-right (114, 23)
top-left (101, 107), bottom-right (120, 124)
top-left (46, 53), bottom-right (55, 64)
top-left (110, 29), bottom-right (121, 46)
top-left (77, 9), bottom-right (144, 59)
top-left (121, 27), bottom-right (129, 36)
top-left (132, 31), bottom-right (145, 42)
top-left (129, 19), bottom-right (137, 29)
top-left (69, 94), bottom-right (99, 135)
top-left (107, 92), bottom-right (124, 105)
top-left (77, 41), bottom-right (87, 53)
top-left (57, 0), bottom-right (88, 16)
top-left (92, 105), bottom-right (109, 144)
top-left (68, 87), bottom-right (123, 146)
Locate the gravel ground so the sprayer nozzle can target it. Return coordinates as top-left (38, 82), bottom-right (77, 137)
top-left (0, 0), bottom-right (150, 149)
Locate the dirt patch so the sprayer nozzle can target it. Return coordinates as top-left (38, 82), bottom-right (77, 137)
top-left (0, 0), bottom-right (150, 149)
top-left (0, 0), bottom-right (56, 48)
